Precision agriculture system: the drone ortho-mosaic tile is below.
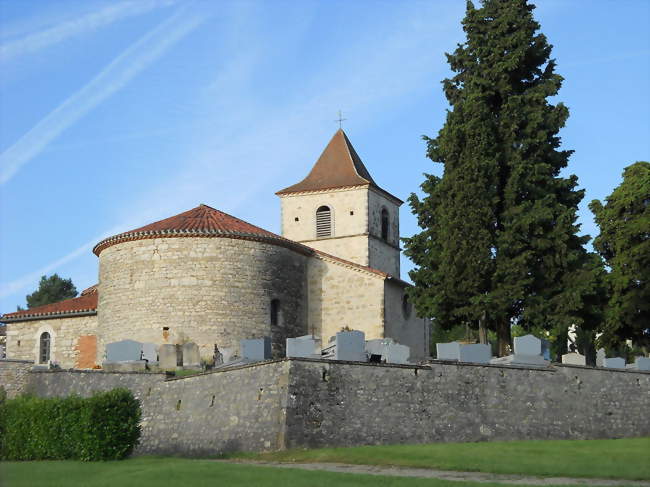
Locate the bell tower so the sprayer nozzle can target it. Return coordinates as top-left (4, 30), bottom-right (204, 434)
top-left (276, 129), bottom-right (402, 277)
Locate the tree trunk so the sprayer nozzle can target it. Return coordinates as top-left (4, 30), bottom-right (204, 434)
top-left (497, 321), bottom-right (511, 356)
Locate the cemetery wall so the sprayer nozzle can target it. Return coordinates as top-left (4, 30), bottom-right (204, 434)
top-left (0, 359), bottom-right (32, 398)
top-left (98, 237), bottom-right (309, 361)
top-left (26, 361), bottom-right (290, 456)
top-left (284, 359), bottom-right (650, 448)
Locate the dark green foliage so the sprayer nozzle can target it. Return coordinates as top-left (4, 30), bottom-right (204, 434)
top-left (0, 389), bottom-right (140, 461)
top-left (404, 0), bottom-right (590, 355)
top-left (24, 274), bottom-right (77, 309)
top-left (589, 161), bottom-right (650, 349)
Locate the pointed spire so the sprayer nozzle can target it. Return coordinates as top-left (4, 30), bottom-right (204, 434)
top-left (277, 129), bottom-right (379, 195)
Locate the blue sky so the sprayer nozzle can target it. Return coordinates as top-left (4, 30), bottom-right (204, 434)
top-left (0, 0), bottom-right (648, 313)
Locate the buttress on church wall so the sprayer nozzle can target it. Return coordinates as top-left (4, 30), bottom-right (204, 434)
top-left (97, 237), bottom-right (309, 361)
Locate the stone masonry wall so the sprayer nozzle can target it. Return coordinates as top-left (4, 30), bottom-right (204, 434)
top-left (98, 237), bottom-right (308, 360)
top-left (383, 280), bottom-right (429, 360)
top-left (307, 256), bottom-right (385, 343)
top-left (285, 359), bottom-right (650, 448)
top-left (5, 315), bottom-right (98, 369)
top-left (28, 361), bottom-right (289, 456)
top-left (0, 359), bottom-right (33, 398)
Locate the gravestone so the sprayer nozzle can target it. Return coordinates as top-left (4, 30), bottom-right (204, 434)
top-left (213, 345), bottom-right (224, 366)
top-left (626, 356), bottom-right (650, 371)
top-left (603, 357), bottom-right (626, 369)
top-left (514, 335), bottom-right (541, 356)
top-left (365, 339), bottom-right (388, 357)
top-left (141, 343), bottom-right (158, 363)
top-left (436, 342), bottom-right (461, 361)
top-left (562, 352), bottom-right (586, 366)
top-left (334, 330), bottom-right (366, 362)
top-left (596, 348), bottom-right (606, 367)
top-left (384, 342), bottom-right (410, 364)
top-left (106, 339), bottom-right (142, 362)
top-left (182, 342), bottom-right (200, 367)
top-left (286, 335), bottom-right (320, 359)
top-left (490, 334), bottom-right (548, 367)
top-left (159, 344), bottom-right (177, 371)
top-left (241, 337), bottom-right (272, 361)
top-left (459, 344), bottom-right (491, 364)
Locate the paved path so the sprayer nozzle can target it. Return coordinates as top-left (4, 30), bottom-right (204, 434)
top-left (218, 460), bottom-right (650, 486)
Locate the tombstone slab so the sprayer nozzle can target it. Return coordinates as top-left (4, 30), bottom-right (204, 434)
top-left (514, 335), bottom-right (542, 356)
top-left (106, 339), bottom-right (142, 362)
top-left (436, 342), bottom-right (461, 361)
top-left (626, 356), bottom-right (650, 371)
top-left (596, 348), bottom-right (606, 367)
top-left (334, 330), bottom-right (366, 362)
top-left (182, 342), bottom-right (201, 367)
top-left (459, 344), bottom-right (491, 364)
top-left (286, 335), bottom-right (320, 359)
top-left (159, 344), bottom-right (177, 371)
top-left (141, 343), bottom-right (158, 363)
top-left (241, 337), bottom-right (272, 361)
top-left (540, 339), bottom-right (551, 361)
top-left (384, 343), bottom-right (410, 364)
top-left (603, 357), bottom-right (626, 369)
top-left (562, 352), bottom-right (586, 366)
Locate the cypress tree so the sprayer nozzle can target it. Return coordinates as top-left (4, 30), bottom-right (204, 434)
top-left (404, 0), bottom-right (588, 355)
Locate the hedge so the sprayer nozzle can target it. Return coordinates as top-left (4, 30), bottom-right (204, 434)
top-left (0, 388), bottom-right (141, 461)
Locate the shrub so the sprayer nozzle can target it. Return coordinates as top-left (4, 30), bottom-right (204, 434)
top-left (0, 388), bottom-right (140, 461)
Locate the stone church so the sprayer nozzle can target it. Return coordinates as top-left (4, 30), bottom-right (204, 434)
top-left (1, 130), bottom-right (429, 368)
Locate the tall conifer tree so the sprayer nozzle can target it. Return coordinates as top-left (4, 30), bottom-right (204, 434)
top-left (404, 0), bottom-right (588, 355)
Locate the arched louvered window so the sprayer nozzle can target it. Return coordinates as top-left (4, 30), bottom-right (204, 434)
top-left (39, 332), bottom-right (51, 364)
top-left (316, 205), bottom-right (332, 238)
top-left (381, 208), bottom-right (389, 241)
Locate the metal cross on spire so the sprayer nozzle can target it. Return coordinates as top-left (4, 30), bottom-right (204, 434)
top-left (335, 110), bottom-right (347, 129)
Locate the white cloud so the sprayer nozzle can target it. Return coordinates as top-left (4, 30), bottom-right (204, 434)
top-left (0, 0), bottom-right (177, 62)
top-left (0, 6), bottom-right (205, 185)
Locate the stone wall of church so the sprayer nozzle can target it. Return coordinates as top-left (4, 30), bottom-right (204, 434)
top-left (307, 256), bottom-right (385, 343)
top-left (383, 280), bottom-right (429, 360)
top-left (279, 187), bottom-right (368, 243)
top-left (367, 188), bottom-right (401, 276)
top-left (4, 315), bottom-right (98, 369)
top-left (97, 237), bottom-right (308, 361)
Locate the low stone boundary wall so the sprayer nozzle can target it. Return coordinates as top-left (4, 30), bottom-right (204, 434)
top-left (0, 359), bottom-right (33, 398)
top-left (9, 358), bottom-right (650, 456)
top-left (285, 359), bottom-right (650, 448)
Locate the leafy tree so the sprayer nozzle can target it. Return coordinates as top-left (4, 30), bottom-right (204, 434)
top-left (589, 161), bottom-right (650, 349)
top-left (24, 274), bottom-right (77, 309)
top-left (404, 0), bottom-right (589, 355)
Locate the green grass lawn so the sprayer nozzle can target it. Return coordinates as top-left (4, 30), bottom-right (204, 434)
top-left (228, 437), bottom-right (650, 481)
top-left (0, 458), bottom-right (587, 487)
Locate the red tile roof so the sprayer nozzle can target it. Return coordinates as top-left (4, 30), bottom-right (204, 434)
top-left (93, 204), bottom-right (310, 256)
top-left (1, 292), bottom-right (98, 322)
top-left (276, 129), bottom-right (402, 204)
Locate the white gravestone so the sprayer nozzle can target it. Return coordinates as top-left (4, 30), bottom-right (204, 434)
top-left (384, 342), bottom-right (411, 364)
top-left (603, 357), bottom-right (626, 369)
top-left (459, 344), bottom-right (492, 364)
top-left (596, 348), bottom-right (606, 367)
top-left (241, 337), bottom-right (272, 361)
top-left (490, 335), bottom-right (549, 367)
top-left (562, 352), bottom-right (586, 366)
top-left (626, 357), bottom-right (650, 371)
top-left (286, 335), bottom-right (321, 359)
top-left (106, 339), bottom-right (142, 362)
top-left (141, 343), bottom-right (158, 363)
top-left (158, 344), bottom-right (177, 371)
top-left (335, 330), bottom-right (366, 362)
top-left (436, 342), bottom-right (461, 361)
top-left (182, 342), bottom-right (201, 367)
